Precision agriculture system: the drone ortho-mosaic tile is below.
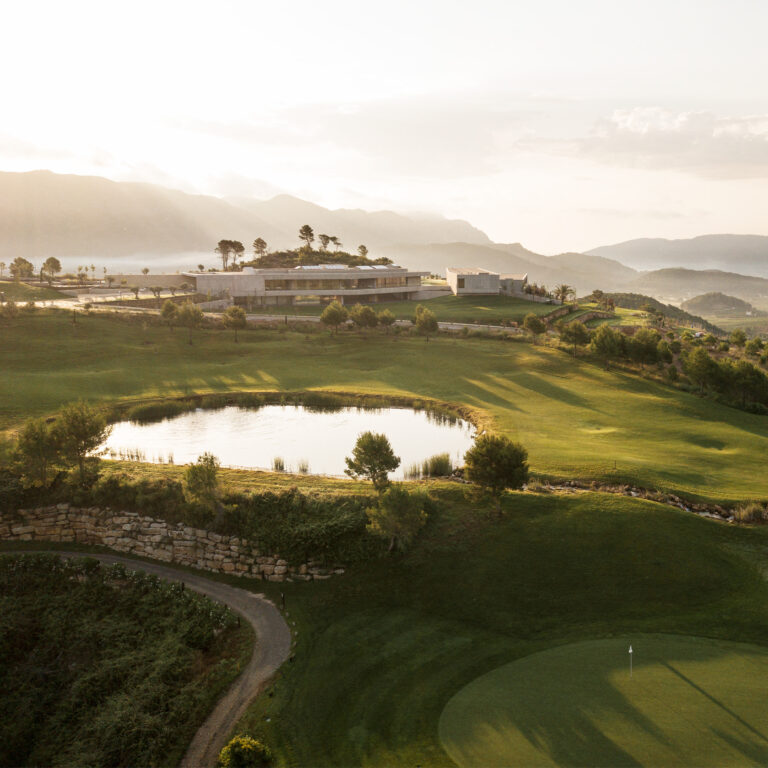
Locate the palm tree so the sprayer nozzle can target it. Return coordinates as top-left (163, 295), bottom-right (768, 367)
top-left (0, 261), bottom-right (5, 278)
top-left (554, 284), bottom-right (575, 303)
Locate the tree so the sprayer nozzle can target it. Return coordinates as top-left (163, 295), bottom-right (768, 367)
top-left (413, 304), bottom-right (438, 341)
top-left (129, 285), bottom-right (140, 300)
top-left (0, 261), bottom-right (5, 277)
top-left (746, 337), bottom-right (764, 357)
top-left (141, 267), bottom-right (150, 276)
top-left (161, 299), bottom-right (178, 331)
top-left (366, 484), bottom-right (428, 552)
top-left (10, 257), bottom-right (34, 280)
top-left (628, 328), bottom-right (661, 368)
top-left (345, 431), bottom-right (400, 491)
top-left (554, 284), bottom-right (575, 303)
top-left (106, 275), bottom-right (115, 288)
top-left (349, 303), bottom-right (378, 331)
top-left (230, 241), bottom-right (245, 269)
top-left (358, 244), bottom-right (369, 259)
top-left (217, 735), bottom-right (271, 768)
top-left (53, 401), bottom-right (111, 486)
top-left (377, 308), bottom-right (395, 333)
top-left (320, 300), bottom-right (348, 334)
top-left (523, 313), bottom-right (546, 343)
top-left (198, 263), bottom-right (205, 272)
top-left (149, 285), bottom-right (163, 305)
top-left (463, 433), bottom-right (528, 514)
top-left (15, 418), bottom-right (61, 487)
top-left (330, 236), bottom-right (342, 251)
top-left (42, 257), bottom-right (61, 285)
top-left (224, 304), bottom-right (247, 342)
top-left (730, 328), bottom-right (747, 347)
top-left (215, 239), bottom-right (233, 270)
top-left (178, 301), bottom-right (204, 345)
top-left (184, 452), bottom-right (220, 509)
top-left (558, 320), bottom-right (590, 357)
top-left (298, 225), bottom-right (315, 249)
top-left (684, 346), bottom-right (719, 392)
top-left (590, 324), bottom-right (622, 369)
top-left (252, 238), bottom-right (268, 259)
top-left (318, 234), bottom-right (331, 252)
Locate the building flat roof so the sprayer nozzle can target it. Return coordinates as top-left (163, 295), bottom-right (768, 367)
top-left (446, 267), bottom-right (496, 275)
top-left (500, 273), bottom-right (528, 280)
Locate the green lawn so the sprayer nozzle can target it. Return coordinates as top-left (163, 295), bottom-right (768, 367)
top-left (440, 634), bottom-right (768, 767)
top-left (248, 294), bottom-right (556, 324)
top-left (0, 280), bottom-right (70, 302)
top-left (225, 491), bottom-right (768, 766)
top-left (3, 310), bottom-right (768, 501)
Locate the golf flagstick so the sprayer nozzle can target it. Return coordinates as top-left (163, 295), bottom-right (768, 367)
top-left (629, 644), bottom-right (633, 678)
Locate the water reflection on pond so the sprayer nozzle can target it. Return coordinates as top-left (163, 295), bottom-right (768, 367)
top-left (104, 405), bottom-right (475, 479)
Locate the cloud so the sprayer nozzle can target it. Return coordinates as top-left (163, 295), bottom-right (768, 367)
top-left (572, 107), bottom-right (768, 178)
top-left (181, 95), bottom-right (544, 179)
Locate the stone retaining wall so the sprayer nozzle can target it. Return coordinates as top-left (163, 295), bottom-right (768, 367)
top-left (0, 504), bottom-right (343, 582)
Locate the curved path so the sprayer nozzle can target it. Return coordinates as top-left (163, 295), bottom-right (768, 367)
top-left (17, 550), bottom-right (292, 768)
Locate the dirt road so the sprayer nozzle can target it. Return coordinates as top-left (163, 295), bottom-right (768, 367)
top-left (20, 551), bottom-right (292, 768)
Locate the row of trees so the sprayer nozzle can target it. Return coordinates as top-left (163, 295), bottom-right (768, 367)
top-left (319, 301), bottom-right (438, 339)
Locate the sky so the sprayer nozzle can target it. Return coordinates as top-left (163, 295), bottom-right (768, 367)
top-left (2, 0), bottom-right (767, 253)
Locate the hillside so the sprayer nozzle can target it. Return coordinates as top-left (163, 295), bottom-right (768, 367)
top-left (0, 171), bottom-right (489, 268)
top-left (588, 234), bottom-right (768, 278)
top-left (377, 242), bottom-right (638, 293)
top-left (681, 292), bottom-right (764, 317)
top-left (600, 292), bottom-right (723, 334)
top-left (629, 268), bottom-right (768, 306)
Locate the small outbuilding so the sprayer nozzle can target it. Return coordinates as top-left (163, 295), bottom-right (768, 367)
top-left (446, 268), bottom-right (528, 297)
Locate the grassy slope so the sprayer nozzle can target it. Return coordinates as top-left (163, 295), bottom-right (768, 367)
top-left (0, 280), bottom-right (69, 301)
top-left (440, 635), bottom-right (768, 767)
top-left (228, 491), bottom-right (768, 767)
top-left (3, 310), bottom-right (768, 501)
top-left (247, 294), bottom-right (555, 323)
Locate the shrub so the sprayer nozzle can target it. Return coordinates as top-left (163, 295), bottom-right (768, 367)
top-left (422, 453), bottom-right (453, 477)
top-left (217, 735), bottom-right (272, 767)
top-left (272, 456), bottom-right (285, 472)
top-left (734, 502), bottom-right (768, 524)
top-left (464, 434), bottom-right (529, 514)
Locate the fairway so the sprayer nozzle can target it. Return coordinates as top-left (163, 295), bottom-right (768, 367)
top-left (439, 635), bottom-right (768, 767)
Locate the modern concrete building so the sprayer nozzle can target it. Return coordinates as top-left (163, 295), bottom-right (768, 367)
top-left (446, 268), bottom-right (528, 296)
top-left (185, 264), bottom-right (429, 308)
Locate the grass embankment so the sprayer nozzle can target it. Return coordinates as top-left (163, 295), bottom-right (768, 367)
top-left (222, 490), bottom-right (768, 766)
top-left (3, 310), bottom-right (768, 501)
top-left (440, 634), bottom-right (768, 767)
top-left (248, 294), bottom-right (556, 324)
top-left (0, 552), bottom-right (252, 768)
top-left (0, 280), bottom-right (68, 301)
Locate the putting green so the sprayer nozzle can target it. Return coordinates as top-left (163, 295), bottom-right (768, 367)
top-left (439, 636), bottom-right (768, 767)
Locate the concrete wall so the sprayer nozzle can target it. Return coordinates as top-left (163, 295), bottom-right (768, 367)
top-left (106, 274), bottom-right (189, 289)
top-left (446, 269), bottom-right (499, 295)
top-left (1, 504), bottom-right (344, 582)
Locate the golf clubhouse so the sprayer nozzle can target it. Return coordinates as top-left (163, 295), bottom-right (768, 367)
top-left (185, 264), bottom-right (430, 308)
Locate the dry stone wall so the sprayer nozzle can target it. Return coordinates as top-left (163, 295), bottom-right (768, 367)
top-left (0, 504), bottom-right (344, 582)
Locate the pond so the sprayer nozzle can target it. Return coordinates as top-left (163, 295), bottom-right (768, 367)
top-left (103, 405), bottom-right (476, 479)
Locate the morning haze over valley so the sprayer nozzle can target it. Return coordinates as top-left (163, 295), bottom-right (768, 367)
top-left (3, 2), bottom-right (768, 768)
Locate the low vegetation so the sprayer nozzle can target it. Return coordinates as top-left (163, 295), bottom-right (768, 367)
top-left (0, 553), bottom-right (250, 768)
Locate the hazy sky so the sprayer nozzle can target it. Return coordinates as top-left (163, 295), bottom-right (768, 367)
top-left (2, 0), bottom-right (767, 252)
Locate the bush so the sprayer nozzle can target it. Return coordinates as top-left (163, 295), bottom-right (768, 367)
top-left (422, 453), bottom-right (453, 477)
top-left (734, 502), bottom-right (768, 524)
top-left (217, 735), bottom-right (272, 767)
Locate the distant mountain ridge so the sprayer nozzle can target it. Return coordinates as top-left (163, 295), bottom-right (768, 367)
top-left (587, 235), bottom-right (768, 278)
top-left (0, 170), bottom-right (489, 264)
top-left (3, 170), bottom-right (768, 307)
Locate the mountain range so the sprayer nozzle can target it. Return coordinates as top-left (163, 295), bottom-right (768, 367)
top-left (2, 170), bottom-right (768, 306)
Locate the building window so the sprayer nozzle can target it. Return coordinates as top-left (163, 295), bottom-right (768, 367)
top-left (457, 277), bottom-right (465, 289)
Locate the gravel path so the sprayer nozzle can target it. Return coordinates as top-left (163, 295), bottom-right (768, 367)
top-left (17, 551), bottom-right (292, 768)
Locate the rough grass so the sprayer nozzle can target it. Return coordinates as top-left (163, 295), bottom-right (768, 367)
top-left (0, 280), bottom-right (69, 301)
top-left (247, 294), bottom-right (556, 323)
top-left (439, 635), bottom-right (768, 767)
top-left (3, 310), bottom-right (768, 501)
